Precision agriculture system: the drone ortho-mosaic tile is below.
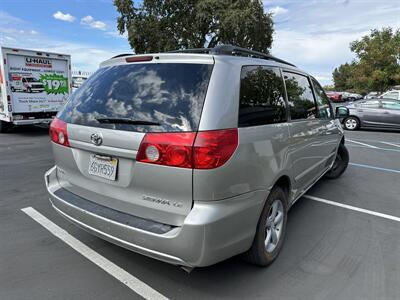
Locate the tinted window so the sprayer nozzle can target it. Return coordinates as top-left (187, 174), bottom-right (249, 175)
top-left (382, 100), bottom-right (400, 110)
top-left (239, 66), bottom-right (286, 126)
top-left (283, 72), bottom-right (317, 120)
top-left (311, 78), bottom-right (333, 119)
top-left (58, 63), bottom-right (213, 132)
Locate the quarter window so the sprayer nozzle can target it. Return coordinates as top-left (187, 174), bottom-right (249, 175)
top-left (239, 66), bottom-right (287, 127)
top-left (283, 72), bottom-right (317, 120)
top-left (311, 78), bottom-right (333, 119)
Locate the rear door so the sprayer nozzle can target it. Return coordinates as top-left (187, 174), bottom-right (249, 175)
top-left (56, 60), bottom-right (214, 226)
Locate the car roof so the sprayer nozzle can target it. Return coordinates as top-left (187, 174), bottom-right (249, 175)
top-left (100, 45), bottom-right (305, 75)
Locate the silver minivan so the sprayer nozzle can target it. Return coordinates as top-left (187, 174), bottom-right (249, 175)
top-left (45, 45), bottom-right (349, 269)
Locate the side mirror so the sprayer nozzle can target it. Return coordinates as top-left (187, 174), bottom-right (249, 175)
top-left (335, 106), bottom-right (349, 118)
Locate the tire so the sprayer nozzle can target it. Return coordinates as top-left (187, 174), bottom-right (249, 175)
top-left (324, 143), bottom-right (349, 179)
top-left (343, 116), bottom-right (360, 130)
top-left (0, 120), bottom-right (10, 133)
top-left (243, 186), bottom-right (288, 267)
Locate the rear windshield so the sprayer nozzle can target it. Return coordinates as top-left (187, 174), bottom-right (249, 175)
top-left (58, 63), bottom-right (214, 132)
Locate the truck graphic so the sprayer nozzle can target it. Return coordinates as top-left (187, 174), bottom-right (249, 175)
top-left (10, 73), bottom-right (45, 93)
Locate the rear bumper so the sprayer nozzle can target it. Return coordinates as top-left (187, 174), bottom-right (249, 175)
top-left (45, 166), bottom-right (267, 267)
top-left (13, 118), bottom-right (52, 125)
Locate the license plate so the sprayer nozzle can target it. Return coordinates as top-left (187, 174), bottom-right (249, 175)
top-left (88, 154), bottom-right (118, 181)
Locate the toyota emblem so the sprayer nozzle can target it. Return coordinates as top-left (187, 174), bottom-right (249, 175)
top-left (90, 133), bottom-right (103, 146)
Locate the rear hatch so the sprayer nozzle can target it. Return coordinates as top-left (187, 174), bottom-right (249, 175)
top-left (55, 56), bottom-right (214, 226)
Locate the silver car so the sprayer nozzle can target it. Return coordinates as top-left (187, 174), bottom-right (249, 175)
top-left (45, 45), bottom-right (349, 269)
top-left (343, 99), bottom-right (400, 130)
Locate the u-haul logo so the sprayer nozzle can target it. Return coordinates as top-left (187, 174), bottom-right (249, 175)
top-left (25, 57), bottom-right (52, 68)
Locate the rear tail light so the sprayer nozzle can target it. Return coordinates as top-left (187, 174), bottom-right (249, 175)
top-left (137, 132), bottom-right (195, 168)
top-left (49, 117), bottom-right (70, 147)
top-left (137, 129), bottom-right (238, 169)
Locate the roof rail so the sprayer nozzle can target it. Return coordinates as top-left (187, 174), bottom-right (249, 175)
top-left (169, 44), bottom-right (296, 67)
top-left (111, 53), bottom-right (134, 59)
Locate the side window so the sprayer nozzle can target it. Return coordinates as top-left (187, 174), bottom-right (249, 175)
top-left (239, 66), bottom-right (287, 127)
top-left (283, 72), bottom-right (317, 120)
top-left (311, 78), bottom-right (333, 119)
top-left (361, 100), bottom-right (380, 108)
top-left (382, 100), bottom-right (400, 110)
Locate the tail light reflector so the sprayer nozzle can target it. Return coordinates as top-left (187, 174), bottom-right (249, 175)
top-left (137, 129), bottom-right (238, 169)
top-left (49, 117), bottom-right (70, 147)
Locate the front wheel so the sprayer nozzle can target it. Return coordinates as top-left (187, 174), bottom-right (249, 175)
top-left (243, 186), bottom-right (288, 266)
top-left (324, 143), bottom-right (349, 179)
top-left (343, 116), bottom-right (360, 130)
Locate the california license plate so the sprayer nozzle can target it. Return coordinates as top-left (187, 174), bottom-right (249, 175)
top-left (88, 154), bottom-right (118, 181)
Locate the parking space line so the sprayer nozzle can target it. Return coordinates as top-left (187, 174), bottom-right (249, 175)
top-left (346, 144), bottom-right (400, 153)
top-left (349, 162), bottom-right (400, 174)
top-left (346, 139), bottom-right (379, 149)
top-left (21, 207), bottom-right (169, 300)
top-left (304, 195), bottom-right (400, 223)
top-left (379, 141), bottom-right (400, 148)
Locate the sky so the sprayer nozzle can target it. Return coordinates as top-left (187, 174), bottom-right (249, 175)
top-left (1, 0), bottom-right (399, 85)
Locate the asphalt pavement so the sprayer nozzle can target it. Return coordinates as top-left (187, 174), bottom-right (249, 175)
top-left (1, 125), bottom-right (400, 300)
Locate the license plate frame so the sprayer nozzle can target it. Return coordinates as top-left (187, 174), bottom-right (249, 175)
top-left (88, 154), bottom-right (118, 181)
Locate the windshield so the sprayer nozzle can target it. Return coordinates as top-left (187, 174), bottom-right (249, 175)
top-left (25, 78), bottom-right (39, 82)
top-left (58, 63), bottom-right (213, 132)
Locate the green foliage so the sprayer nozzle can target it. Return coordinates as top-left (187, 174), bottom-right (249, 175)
top-left (333, 27), bottom-right (400, 93)
top-left (114, 0), bottom-right (274, 54)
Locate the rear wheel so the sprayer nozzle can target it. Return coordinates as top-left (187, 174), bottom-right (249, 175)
top-left (0, 120), bottom-right (11, 133)
top-left (343, 116), bottom-right (359, 130)
top-left (324, 143), bottom-right (349, 179)
top-left (243, 186), bottom-right (288, 266)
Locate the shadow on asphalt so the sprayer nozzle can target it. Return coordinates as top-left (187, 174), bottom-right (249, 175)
top-left (4, 125), bottom-right (49, 136)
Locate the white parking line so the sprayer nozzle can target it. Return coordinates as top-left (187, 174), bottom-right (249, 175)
top-left (379, 141), bottom-right (400, 148)
top-left (346, 139), bottom-right (379, 149)
top-left (304, 195), bottom-right (400, 223)
top-left (21, 207), bottom-right (169, 300)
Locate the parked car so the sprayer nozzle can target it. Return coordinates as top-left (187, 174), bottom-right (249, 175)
top-left (45, 45), bottom-right (349, 270)
top-left (379, 90), bottom-right (400, 100)
top-left (341, 92), bottom-right (362, 101)
top-left (343, 99), bottom-right (400, 130)
top-left (364, 91), bottom-right (379, 99)
top-left (326, 91), bottom-right (343, 102)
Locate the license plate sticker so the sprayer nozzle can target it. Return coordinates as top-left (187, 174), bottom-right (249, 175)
top-left (88, 155), bottom-right (118, 181)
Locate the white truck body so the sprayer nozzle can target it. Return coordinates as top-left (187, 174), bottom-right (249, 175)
top-left (0, 47), bottom-right (72, 127)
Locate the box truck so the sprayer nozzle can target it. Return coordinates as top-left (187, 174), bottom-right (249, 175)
top-left (0, 47), bottom-right (72, 132)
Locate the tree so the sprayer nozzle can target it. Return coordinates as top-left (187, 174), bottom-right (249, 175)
top-left (332, 62), bottom-right (356, 91)
top-left (114, 0), bottom-right (274, 54)
top-left (333, 27), bottom-right (400, 93)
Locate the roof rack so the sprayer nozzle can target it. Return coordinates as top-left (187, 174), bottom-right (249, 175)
top-left (169, 44), bottom-right (296, 67)
top-left (111, 53), bottom-right (134, 59)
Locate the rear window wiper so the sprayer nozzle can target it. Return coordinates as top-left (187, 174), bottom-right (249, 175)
top-left (95, 117), bottom-right (161, 126)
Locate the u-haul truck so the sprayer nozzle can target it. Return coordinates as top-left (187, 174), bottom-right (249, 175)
top-left (0, 47), bottom-right (72, 132)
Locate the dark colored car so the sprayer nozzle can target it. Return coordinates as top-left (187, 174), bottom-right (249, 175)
top-left (343, 99), bottom-right (400, 130)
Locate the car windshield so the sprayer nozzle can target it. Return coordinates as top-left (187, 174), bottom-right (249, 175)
top-left (58, 63), bottom-right (214, 132)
